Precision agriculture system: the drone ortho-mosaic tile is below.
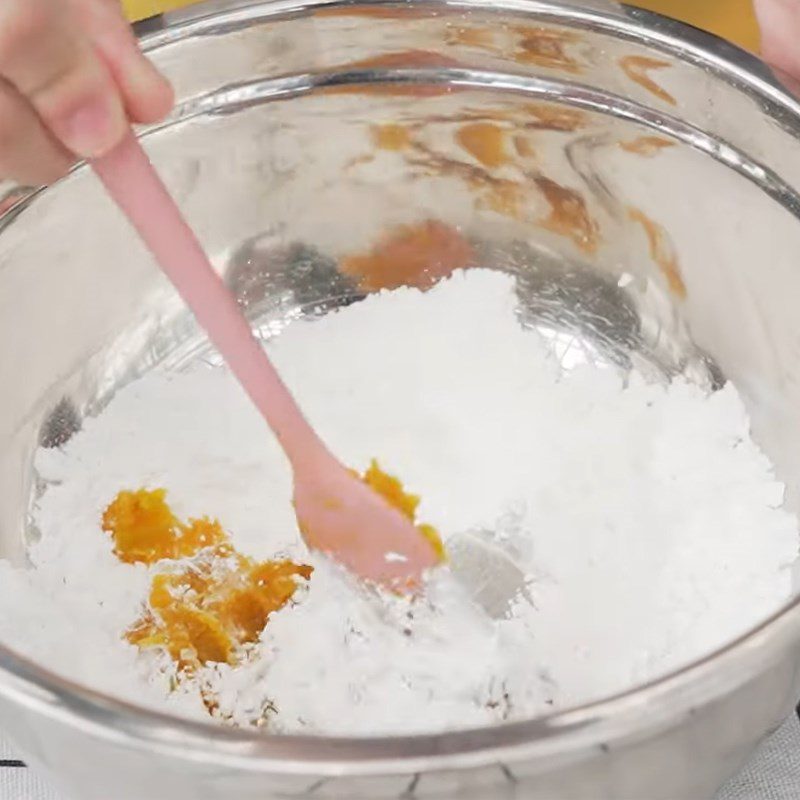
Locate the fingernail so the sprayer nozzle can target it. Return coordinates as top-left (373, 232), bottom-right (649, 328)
top-left (129, 54), bottom-right (167, 92)
top-left (54, 93), bottom-right (127, 159)
top-left (127, 57), bottom-right (175, 122)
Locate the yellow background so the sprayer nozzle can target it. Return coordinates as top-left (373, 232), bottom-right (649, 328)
top-left (123, 0), bottom-right (199, 19)
top-left (122, 0), bottom-right (760, 51)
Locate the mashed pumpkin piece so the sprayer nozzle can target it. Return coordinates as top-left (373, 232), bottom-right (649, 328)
top-left (363, 460), bottom-right (446, 562)
top-left (108, 464), bottom-right (441, 672)
top-left (126, 544), bottom-right (312, 670)
top-left (102, 488), bottom-right (226, 565)
top-left (104, 489), bottom-right (312, 671)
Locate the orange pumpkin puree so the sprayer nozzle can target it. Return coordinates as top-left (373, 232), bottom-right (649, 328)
top-left (363, 460), bottom-right (445, 562)
top-left (126, 543), bottom-right (312, 671)
top-left (341, 220), bottom-right (474, 291)
top-left (104, 489), bottom-right (311, 671)
top-left (103, 488), bottom-right (226, 565)
top-left (455, 122), bottom-right (510, 169)
top-left (106, 464), bottom-right (444, 671)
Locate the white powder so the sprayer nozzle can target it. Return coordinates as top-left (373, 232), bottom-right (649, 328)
top-left (0, 269), bottom-right (796, 733)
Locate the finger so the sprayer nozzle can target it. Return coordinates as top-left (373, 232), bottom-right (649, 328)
top-left (0, 79), bottom-right (73, 185)
top-left (70, 0), bottom-right (174, 124)
top-left (754, 0), bottom-right (800, 81)
top-left (0, 0), bottom-right (127, 158)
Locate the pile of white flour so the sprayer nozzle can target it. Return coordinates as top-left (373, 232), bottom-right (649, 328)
top-left (0, 269), bottom-right (795, 734)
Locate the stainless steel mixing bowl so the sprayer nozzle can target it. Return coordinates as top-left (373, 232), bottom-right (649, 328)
top-left (1, 0), bottom-right (800, 797)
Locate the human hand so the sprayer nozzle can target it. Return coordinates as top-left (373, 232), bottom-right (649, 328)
top-left (755, 0), bottom-right (800, 85)
top-left (0, 0), bottom-right (172, 186)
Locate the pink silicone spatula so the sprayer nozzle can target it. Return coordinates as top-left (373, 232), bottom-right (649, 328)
top-left (93, 134), bottom-right (439, 588)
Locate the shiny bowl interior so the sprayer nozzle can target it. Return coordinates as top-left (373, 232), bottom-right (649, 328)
top-left (3, 0), bottom-right (800, 795)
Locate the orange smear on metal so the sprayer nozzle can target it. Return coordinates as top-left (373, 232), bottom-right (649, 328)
top-left (480, 180), bottom-right (527, 220)
top-left (524, 103), bottom-right (587, 132)
top-left (372, 123), bottom-right (412, 151)
top-left (628, 207), bottom-right (687, 299)
top-left (536, 176), bottom-right (600, 253)
top-left (446, 25), bottom-right (495, 49)
top-left (456, 122), bottom-right (509, 168)
top-left (619, 55), bottom-right (676, 105)
top-left (362, 461), bottom-right (445, 562)
top-left (514, 27), bottom-right (582, 73)
top-left (348, 50), bottom-right (463, 70)
top-left (619, 136), bottom-right (675, 157)
top-left (513, 135), bottom-right (536, 159)
top-left (105, 489), bottom-right (312, 671)
top-left (341, 220), bottom-right (474, 291)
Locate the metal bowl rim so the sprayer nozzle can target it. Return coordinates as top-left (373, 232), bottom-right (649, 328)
top-left (0, 0), bottom-right (797, 773)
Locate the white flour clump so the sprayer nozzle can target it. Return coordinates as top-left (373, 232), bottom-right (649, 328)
top-left (0, 268), bottom-right (795, 734)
